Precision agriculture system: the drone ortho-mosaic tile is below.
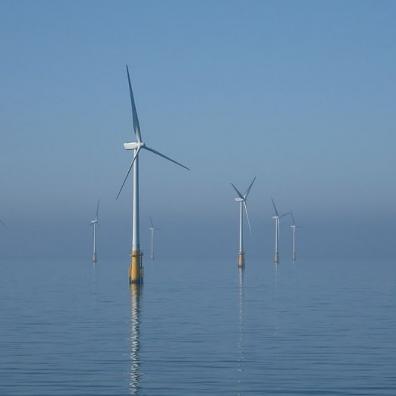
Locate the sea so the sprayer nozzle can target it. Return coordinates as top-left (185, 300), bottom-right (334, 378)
top-left (1, 256), bottom-right (395, 395)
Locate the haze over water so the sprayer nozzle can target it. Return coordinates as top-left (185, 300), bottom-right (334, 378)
top-left (1, 257), bottom-right (395, 395)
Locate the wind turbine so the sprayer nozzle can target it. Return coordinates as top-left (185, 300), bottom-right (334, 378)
top-left (271, 198), bottom-right (290, 264)
top-left (231, 177), bottom-right (256, 267)
top-left (290, 211), bottom-right (300, 262)
top-left (117, 65), bottom-right (189, 284)
top-left (90, 200), bottom-right (99, 263)
top-left (149, 217), bottom-right (155, 260)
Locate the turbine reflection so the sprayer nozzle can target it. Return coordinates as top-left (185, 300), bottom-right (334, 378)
top-left (129, 283), bottom-right (142, 395)
top-left (237, 267), bottom-right (245, 394)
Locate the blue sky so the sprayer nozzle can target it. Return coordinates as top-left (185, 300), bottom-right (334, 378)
top-left (0, 0), bottom-right (395, 258)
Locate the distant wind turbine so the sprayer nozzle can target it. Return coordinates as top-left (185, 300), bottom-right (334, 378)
top-left (231, 177), bottom-right (256, 267)
top-left (90, 200), bottom-right (99, 263)
top-left (271, 198), bottom-right (290, 264)
top-left (149, 217), bottom-right (156, 260)
top-left (290, 211), bottom-right (300, 262)
top-left (117, 65), bottom-right (190, 284)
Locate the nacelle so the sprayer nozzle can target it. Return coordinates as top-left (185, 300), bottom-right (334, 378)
top-left (124, 142), bottom-right (144, 150)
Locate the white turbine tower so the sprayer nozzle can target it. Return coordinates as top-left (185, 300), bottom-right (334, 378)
top-left (231, 177), bottom-right (256, 267)
top-left (149, 217), bottom-right (155, 260)
top-left (117, 66), bottom-right (189, 284)
top-left (90, 200), bottom-right (99, 263)
top-left (290, 211), bottom-right (300, 262)
top-left (271, 198), bottom-right (290, 264)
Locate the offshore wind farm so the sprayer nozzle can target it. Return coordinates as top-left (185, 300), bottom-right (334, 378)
top-left (1, 2), bottom-right (396, 396)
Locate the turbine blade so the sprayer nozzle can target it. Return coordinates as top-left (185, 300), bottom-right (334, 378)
top-left (271, 198), bottom-right (279, 217)
top-left (116, 147), bottom-right (141, 200)
top-left (244, 176), bottom-right (256, 199)
top-left (144, 146), bottom-right (190, 170)
top-left (0, 218), bottom-right (7, 228)
top-left (96, 200), bottom-right (100, 221)
top-left (290, 211), bottom-right (296, 226)
top-left (243, 202), bottom-right (252, 233)
top-left (126, 65), bottom-right (142, 142)
top-left (280, 211), bottom-right (292, 219)
top-left (231, 183), bottom-right (244, 199)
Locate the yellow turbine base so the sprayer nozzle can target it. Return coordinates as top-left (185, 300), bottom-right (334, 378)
top-left (129, 250), bottom-right (143, 284)
top-left (238, 253), bottom-right (245, 268)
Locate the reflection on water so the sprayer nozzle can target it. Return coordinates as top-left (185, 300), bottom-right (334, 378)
top-left (272, 262), bottom-right (280, 337)
top-left (237, 267), bottom-right (245, 393)
top-left (274, 261), bottom-right (279, 276)
top-left (90, 262), bottom-right (97, 298)
top-left (1, 258), bottom-right (396, 395)
top-left (129, 284), bottom-right (142, 395)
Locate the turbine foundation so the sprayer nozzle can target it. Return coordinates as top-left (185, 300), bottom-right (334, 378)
top-left (273, 252), bottom-right (279, 264)
top-left (237, 252), bottom-right (245, 268)
top-left (92, 253), bottom-right (97, 263)
top-left (129, 250), bottom-right (143, 284)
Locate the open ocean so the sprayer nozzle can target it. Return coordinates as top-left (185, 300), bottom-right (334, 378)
top-left (1, 256), bottom-right (395, 395)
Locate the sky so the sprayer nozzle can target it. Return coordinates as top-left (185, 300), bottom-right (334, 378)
top-left (0, 0), bottom-right (395, 259)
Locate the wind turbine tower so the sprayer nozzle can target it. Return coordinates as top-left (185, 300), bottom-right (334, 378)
top-left (149, 217), bottom-right (155, 260)
top-left (117, 66), bottom-right (189, 284)
top-left (90, 200), bottom-right (99, 263)
top-left (231, 177), bottom-right (256, 267)
top-left (271, 198), bottom-right (290, 264)
top-left (290, 211), bottom-right (299, 261)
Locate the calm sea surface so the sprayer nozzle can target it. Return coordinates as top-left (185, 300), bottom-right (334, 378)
top-left (1, 256), bottom-right (395, 395)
